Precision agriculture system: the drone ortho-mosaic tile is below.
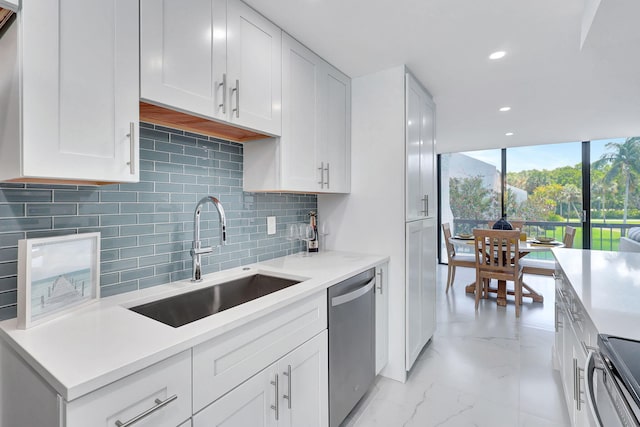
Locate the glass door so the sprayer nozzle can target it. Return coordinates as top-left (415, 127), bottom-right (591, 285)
top-left (439, 150), bottom-right (501, 262)
top-left (505, 142), bottom-right (583, 259)
top-left (590, 137), bottom-right (640, 250)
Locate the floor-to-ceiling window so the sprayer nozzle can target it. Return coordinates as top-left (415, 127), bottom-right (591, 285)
top-left (439, 149), bottom-right (501, 262)
top-left (438, 137), bottom-right (640, 263)
top-left (590, 137), bottom-right (640, 250)
top-left (506, 142), bottom-right (583, 259)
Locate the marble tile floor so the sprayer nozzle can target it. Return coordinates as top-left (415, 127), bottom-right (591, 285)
top-left (344, 265), bottom-right (571, 427)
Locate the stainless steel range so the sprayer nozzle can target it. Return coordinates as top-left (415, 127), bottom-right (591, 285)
top-left (585, 335), bottom-right (640, 426)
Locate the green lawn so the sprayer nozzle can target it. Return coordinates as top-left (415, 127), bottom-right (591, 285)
top-left (527, 219), bottom-right (640, 254)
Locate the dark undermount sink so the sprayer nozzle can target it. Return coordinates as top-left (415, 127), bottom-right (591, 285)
top-left (129, 274), bottom-right (301, 327)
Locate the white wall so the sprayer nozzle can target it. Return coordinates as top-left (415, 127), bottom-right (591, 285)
top-left (318, 65), bottom-right (408, 382)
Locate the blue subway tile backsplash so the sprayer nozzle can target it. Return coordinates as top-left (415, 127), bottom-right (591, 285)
top-left (0, 123), bottom-right (317, 320)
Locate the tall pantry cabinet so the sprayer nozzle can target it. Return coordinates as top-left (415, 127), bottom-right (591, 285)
top-left (318, 66), bottom-right (436, 382)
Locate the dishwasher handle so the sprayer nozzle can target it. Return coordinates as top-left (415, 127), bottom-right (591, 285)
top-left (331, 278), bottom-right (376, 307)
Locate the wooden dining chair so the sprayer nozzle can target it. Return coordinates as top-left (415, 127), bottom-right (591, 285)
top-left (521, 225), bottom-right (577, 276)
top-left (563, 226), bottom-right (576, 248)
top-left (473, 228), bottom-right (524, 317)
top-left (442, 223), bottom-right (476, 293)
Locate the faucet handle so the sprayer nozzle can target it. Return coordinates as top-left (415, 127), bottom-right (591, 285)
top-left (191, 247), bottom-right (214, 256)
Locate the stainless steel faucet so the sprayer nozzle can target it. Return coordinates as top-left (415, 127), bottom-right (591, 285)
top-left (191, 196), bottom-right (227, 282)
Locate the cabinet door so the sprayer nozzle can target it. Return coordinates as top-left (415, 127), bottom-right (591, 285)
top-left (193, 365), bottom-right (279, 427)
top-left (279, 331), bottom-right (328, 427)
top-left (406, 219), bottom-right (436, 371)
top-left (573, 344), bottom-right (591, 427)
top-left (405, 221), bottom-right (423, 370)
top-left (320, 64), bottom-right (351, 193)
top-left (405, 73), bottom-right (435, 220)
top-left (21, 0), bottom-right (139, 183)
top-left (280, 33), bottom-right (322, 191)
top-left (140, 0), bottom-right (226, 120)
top-left (375, 263), bottom-right (389, 375)
top-left (227, 0), bottom-right (281, 135)
top-left (421, 219), bottom-right (437, 342)
top-left (405, 74), bottom-right (423, 221)
top-left (561, 312), bottom-right (576, 425)
top-left (420, 96), bottom-right (436, 218)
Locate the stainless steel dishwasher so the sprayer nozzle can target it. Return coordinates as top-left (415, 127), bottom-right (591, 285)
top-left (328, 268), bottom-right (376, 427)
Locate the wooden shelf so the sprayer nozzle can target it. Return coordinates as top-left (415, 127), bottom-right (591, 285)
top-left (139, 102), bottom-right (272, 143)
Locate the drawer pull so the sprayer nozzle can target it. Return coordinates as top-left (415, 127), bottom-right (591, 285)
top-left (283, 364), bottom-right (292, 409)
top-left (114, 394), bottom-right (177, 427)
top-left (270, 374), bottom-right (279, 420)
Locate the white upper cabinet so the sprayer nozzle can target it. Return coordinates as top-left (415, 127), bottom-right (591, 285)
top-left (279, 33), bottom-right (322, 191)
top-left (243, 33), bottom-right (350, 193)
top-left (0, 0), bottom-right (140, 184)
top-left (140, 0), bottom-right (281, 136)
top-left (226, 0), bottom-right (281, 135)
top-left (405, 73), bottom-right (436, 221)
top-left (319, 64), bottom-right (350, 193)
top-left (140, 0), bottom-right (226, 120)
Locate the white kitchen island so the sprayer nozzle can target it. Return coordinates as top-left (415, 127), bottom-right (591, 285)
top-left (552, 248), bottom-right (640, 426)
top-left (0, 251), bottom-right (388, 427)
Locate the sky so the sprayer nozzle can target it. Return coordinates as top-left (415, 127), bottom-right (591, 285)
top-left (462, 138), bottom-right (627, 173)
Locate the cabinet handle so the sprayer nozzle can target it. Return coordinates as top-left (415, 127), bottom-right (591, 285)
top-left (219, 73), bottom-right (227, 114)
top-left (324, 163), bottom-right (330, 189)
top-left (573, 358), bottom-right (578, 403)
top-left (576, 363), bottom-right (585, 411)
top-left (283, 364), bottom-right (292, 409)
top-left (426, 194), bottom-right (429, 216)
top-left (376, 269), bottom-right (383, 294)
top-left (318, 162), bottom-right (325, 189)
top-left (270, 374), bottom-right (279, 420)
top-left (114, 394), bottom-right (177, 427)
top-left (232, 79), bottom-right (240, 118)
top-left (126, 122), bottom-right (135, 175)
top-left (421, 195), bottom-right (428, 216)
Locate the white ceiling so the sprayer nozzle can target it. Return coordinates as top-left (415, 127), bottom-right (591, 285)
top-left (244, 0), bottom-right (640, 153)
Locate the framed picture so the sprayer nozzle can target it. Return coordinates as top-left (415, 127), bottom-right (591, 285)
top-left (17, 232), bottom-right (100, 329)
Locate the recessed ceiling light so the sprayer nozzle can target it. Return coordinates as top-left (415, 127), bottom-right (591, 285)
top-left (489, 51), bottom-right (506, 60)
top-left (499, 106), bottom-right (511, 112)
top-left (505, 132), bottom-right (514, 136)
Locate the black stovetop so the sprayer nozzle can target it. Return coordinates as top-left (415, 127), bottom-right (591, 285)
top-left (599, 335), bottom-right (640, 408)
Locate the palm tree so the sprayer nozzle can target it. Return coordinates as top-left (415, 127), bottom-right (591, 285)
top-left (591, 180), bottom-right (617, 223)
top-left (560, 184), bottom-right (581, 222)
top-left (597, 137), bottom-right (640, 225)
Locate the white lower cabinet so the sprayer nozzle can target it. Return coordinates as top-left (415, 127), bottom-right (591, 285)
top-left (64, 350), bottom-right (192, 427)
top-left (553, 268), bottom-right (596, 427)
top-left (375, 262), bottom-right (389, 375)
top-left (405, 218), bottom-right (436, 370)
top-left (194, 331), bottom-right (328, 427)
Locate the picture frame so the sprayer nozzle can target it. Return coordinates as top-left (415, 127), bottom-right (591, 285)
top-left (17, 232), bottom-right (100, 329)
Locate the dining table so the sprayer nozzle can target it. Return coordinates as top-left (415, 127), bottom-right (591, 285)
top-left (448, 236), bottom-right (565, 306)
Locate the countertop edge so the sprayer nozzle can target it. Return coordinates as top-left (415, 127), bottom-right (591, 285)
top-left (0, 251), bottom-right (389, 401)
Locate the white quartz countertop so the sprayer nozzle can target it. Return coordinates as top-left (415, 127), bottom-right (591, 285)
top-left (553, 248), bottom-right (640, 341)
top-left (0, 251), bottom-right (388, 401)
